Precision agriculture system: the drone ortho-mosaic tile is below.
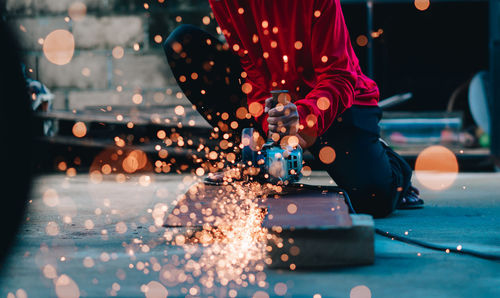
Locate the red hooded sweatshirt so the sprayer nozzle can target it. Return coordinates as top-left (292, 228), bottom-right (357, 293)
top-left (209, 0), bottom-right (379, 137)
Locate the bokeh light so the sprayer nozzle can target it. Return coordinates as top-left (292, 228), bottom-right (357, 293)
top-left (253, 290), bottom-right (270, 298)
top-left (249, 102), bottom-right (264, 117)
top-left (319, 146), bottom-right (336, 164)
top-left (144, 281), bottom-right (168, 298)
top-left (112, 46), bottom-right (125, 59)
top-left (72, 122), bottom-right (87, 138)
top-left (54, 275), bottom-right (80, 298)
top-left (415, 0), bottom-right (430, 11)
top-left (46, 221), bottom-right (59, 236)
top-left (175, 105), bottom-right (185, 116)
top-left (43, 30), bottom-right (75, 66)
top-left (415, 145), bottom-right (458, 190)
top-left (68, 2), bottom-right (87, 21)
top-left (356, 35), bottom-right (368, 47)
top-left (287, 203), bottom-right (298, 214)
top-left (154, 35), bottom-right (163, 44)
top-left (242, 83), bottom-right (253, 94)
top-left (316, 97), bottom-right (330, 111)
top-left (274, 282), bottom-right (287, 296)
top-left (132, 93), bottom-right (143, 104)
top-left (42, 264), bottom-right (57, 279)
top-left (43, 189), bottom-right (59, 207)
top-left (350, 285), bottom-right (371, 298)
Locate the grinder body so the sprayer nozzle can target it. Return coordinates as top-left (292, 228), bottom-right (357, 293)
top-left (241, 90), bottom-right (303, 184)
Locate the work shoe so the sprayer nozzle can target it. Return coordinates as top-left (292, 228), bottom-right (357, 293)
top-left (397, 185), bottom-right (424, 209)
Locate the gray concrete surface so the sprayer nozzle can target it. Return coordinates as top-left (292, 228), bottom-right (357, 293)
top-left (1, 171), bottom-right (499, 297)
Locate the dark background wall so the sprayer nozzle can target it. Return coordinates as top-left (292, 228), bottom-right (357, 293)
top-left (342, 1), bottom-right (489, 111)
top-left (3, 0), bottom-right (490, 113)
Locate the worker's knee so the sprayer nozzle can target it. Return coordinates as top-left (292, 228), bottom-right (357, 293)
top-left (347, 183), bottom-right (398, 218)
top-left (165, 24), bottom-right (200, 44)
top-left (164, 24), bottom-right (204, 57)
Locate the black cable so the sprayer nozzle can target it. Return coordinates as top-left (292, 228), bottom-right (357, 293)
top-left (373, 228), bottom-right (500, 261)
top-left (333, 185), bottom-right (500, 262)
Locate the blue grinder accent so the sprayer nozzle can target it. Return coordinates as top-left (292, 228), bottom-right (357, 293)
top-left (241, 90), bottom-right (303, 183)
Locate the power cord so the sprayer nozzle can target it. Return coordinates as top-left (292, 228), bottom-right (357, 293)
top-left (299, 183), bottom-right (500, 262)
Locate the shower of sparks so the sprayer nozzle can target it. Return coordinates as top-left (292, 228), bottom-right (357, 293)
top-left (15, 3), bottom-right (407, 297)
top-left (193, 186), bottom-right (268, 287)
top-left (163, 181), bottom-right (273, 291)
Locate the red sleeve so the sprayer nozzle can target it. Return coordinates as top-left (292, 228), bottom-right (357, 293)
top-left (210, 3), bottom-right (271, 135)
top-left (295, 0), bottom-right (357, 137)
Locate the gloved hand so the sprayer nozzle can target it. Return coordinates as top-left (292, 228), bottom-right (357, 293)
top-left (265, 96), bottom-right (299, 138)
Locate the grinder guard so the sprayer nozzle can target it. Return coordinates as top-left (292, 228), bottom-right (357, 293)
top-left (242, 127), bottom-right (303, 184)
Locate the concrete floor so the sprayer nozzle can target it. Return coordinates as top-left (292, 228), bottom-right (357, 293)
top-left (1, 171), bottom-right (499, 297)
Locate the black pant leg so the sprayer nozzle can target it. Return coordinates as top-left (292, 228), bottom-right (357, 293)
top-left (309, 106), bottom-right (412, 218)
top-left (163, 24), bottom-right (257, 137)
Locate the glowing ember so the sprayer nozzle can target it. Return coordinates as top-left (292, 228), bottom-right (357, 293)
top-left (166, 182), bottom-right (270, 289)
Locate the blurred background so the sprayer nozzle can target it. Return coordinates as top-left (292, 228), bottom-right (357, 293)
top-left (2, 0), bottom-right (498, 173)
top-left (1, 1), bottom-right (499, 297)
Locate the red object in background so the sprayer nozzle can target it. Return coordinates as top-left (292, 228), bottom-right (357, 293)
top-left (209, 0), bottom-right (379, 137)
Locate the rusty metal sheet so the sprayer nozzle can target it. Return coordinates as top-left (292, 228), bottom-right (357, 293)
top-left (164, 182), bottom-right (352, 229)
top-left (262, 190), bottom-right (352, 229)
